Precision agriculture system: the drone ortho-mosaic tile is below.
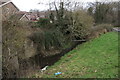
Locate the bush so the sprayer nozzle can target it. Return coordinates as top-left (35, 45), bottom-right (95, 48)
top-left (2, 19), bottom-right (26, 78)
top-left (37, 18), bottom-right (51, 28)
top-left (88, 24), bottom-right (113, 39)
top-left (70, 10), bottom-right (94, 40)
top-left (96, 24), bottom-right (113, 32)
top-left (29, 29), bottom-right (65, 54)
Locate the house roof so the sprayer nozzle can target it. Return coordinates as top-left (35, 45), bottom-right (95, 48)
top-left (0, 0), bottom-right (9, 4)
top-left (20, 14), bottom-right (29, 21)
top-left (10, 12), bottom-right (29, 21)
top-left (0, 0), bottom-right (19, 11)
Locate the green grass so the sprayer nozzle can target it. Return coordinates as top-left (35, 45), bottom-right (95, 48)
top-left (35, 32), bottom-right (118, 78)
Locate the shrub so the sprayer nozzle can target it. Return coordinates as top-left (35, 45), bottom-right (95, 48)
top-left (2, 19), bottom-right (26, 78)
top-left (96, 24), bottom-right (113, 32)
top-left (88, 24), bottom-right (113, 39)
top-left (70, 10), bottom-right (94, 40)
top-left (37, 18), bottom-right (51, 28)
top-left (29, 29), bottom-right (65, 54)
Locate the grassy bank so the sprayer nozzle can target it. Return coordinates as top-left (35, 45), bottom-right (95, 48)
top-left (33, 32), bottom-right (118, 78)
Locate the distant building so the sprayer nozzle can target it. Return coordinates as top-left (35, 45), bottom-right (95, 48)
top-left (38, 11), bottom-right (46, 18)
top-left (27, 12), bottom-right (39, 21)
top-left (26, 11), bottom-right (46, 22)
top-left (26, 11), bottom-right (49, 22)
top-left (10, 11), bottom-right (29, 21)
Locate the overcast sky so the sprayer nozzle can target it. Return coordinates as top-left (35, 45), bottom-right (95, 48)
top-left (11, 0), bottom-right (118, 12)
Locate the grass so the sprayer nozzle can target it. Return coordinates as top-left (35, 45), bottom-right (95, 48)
top-left (33, 32), bottom-right (118, 78)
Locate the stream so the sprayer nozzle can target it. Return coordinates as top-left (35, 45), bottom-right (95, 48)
top-left (19, 41), bottom-right (85, 77)
top-left (35, 41), bottom-right (85, 68)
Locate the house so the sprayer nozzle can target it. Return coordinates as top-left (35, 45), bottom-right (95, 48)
top-left (38, 11), bottom-right (46, 18)
top-left (10, 11), bottom-right (29, 21)
top-left (0, 0), bottom-right (29, 21)
top-left (27, 12), bottom-right (39, 21)
top-left (0, 0), bottom-right (19, 20)
top-left (26, 11), bottom-right (48, 22)
top-left (19, 13), bottom-right (29, 21)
